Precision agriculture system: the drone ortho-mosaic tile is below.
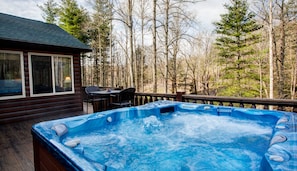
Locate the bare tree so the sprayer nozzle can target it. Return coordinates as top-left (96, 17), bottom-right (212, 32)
top-left (135, 0), bottom-right (150, 92)
top-left (254, 0), bottom-right (297, 99)
top-left (112, 0), bottom-right (135, 88)
top-left (274, 0), bottom-right (296, 98)
top-left (184, 32), bottom-right (218, 95)
top-left (160, 0), bottom-right (203, 93)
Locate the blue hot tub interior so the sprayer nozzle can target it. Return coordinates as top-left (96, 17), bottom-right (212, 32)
top-left (32, 101), bottom-right (297, 171)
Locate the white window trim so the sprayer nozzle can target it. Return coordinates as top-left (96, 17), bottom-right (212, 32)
top-left (28, 52), bottom-right (75, 97)
top-left (0, 50), bottom-right (26, 100)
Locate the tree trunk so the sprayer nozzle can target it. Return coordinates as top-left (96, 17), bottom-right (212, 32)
top-left (269, 0), bottom-right (274, 100)
top-left (128, 0), bottom-right (134, 87)
top-left (153, 0), bottom-right (157, 93)
top-left (171, 37), bottom-right (178, 94)
top-left (110, 13), bottom-right (114, 87)
top-left (165, 0), bottom-right (169, 93)
top-left (291, 31), bottom-right (297, 99)
top-left (125, 27), bottom-right (129, 88)
top-left (140, 0), bottom-right (145, 92)
top-left (278, 16), bottom-right (286, 98)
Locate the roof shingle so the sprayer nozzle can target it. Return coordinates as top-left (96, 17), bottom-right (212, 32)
top-left (0, 13), bottom-right (91, 51)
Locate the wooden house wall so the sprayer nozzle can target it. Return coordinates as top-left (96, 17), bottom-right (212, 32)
top-left (0, 48), bottom-right (84, 124)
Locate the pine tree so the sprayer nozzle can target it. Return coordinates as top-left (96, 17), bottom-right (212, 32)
top-left (90, 0), bottom-right (112, 86)
top-left (38, 0), bottom-right (59, 24)
top-left (214, 0), bottom-right (262, 97)
top-left (59, 0), bottom-right (89, 43)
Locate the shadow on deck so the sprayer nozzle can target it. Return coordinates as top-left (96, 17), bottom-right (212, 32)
top-left (0, 102), bottom-right (92, 171)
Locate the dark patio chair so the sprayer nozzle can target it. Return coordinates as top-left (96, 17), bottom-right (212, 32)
top-left (92, 99), bottom-right (109, 113)
top-left (111, 87), bottom-right (136, 108)
top-left (85, 86), bottom-right (107, 113)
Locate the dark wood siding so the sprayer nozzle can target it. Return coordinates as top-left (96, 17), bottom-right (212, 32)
top-left (0, 94), bottom-right (82, 123)
top-left (0, 45), bottom-right (84, 123)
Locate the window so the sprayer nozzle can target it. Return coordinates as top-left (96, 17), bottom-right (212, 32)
top-left (0, 50), bottom-right (25, 100)
top-left (54, 56), bottom-right (73, 92)
top-left (31, 55), bottom-right (53, 94)
top-left (29, 53), bottom-right (74, 96)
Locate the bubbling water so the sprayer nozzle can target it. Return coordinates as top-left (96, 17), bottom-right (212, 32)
top-left (66, 112), bottom-right (273, 171)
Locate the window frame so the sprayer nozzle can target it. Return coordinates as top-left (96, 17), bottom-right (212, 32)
top-left (28, 52), bottom-right (75, 97)
top-left (0, 50), bottom-right (26, 100)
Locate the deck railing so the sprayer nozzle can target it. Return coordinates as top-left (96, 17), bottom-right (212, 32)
top-left (134, 92), bottom-right (297, 112)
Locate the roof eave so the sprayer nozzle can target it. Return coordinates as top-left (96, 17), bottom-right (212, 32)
top-left (0, 38), bottom-right (92, 53)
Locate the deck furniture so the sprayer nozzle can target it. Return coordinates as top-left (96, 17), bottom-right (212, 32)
top-left (85, 86), bottom-right (108, 113)
top-left (90, 90), bottom-right (121, 112)
top-left (111, 87), bottom-right (136, 108)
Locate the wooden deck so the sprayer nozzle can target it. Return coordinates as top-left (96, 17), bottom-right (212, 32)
top-left (0, 103), bottom-right (91, 171)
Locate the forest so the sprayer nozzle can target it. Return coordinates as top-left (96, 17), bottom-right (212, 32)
top-left (39, 0), bottom-right (297, 99)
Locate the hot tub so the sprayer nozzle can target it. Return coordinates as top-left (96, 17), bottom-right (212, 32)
top-left (31, 101), bottom-right (297, 171)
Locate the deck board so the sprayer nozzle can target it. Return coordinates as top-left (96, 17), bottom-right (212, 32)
top-left (0, 103), bottom-right (91, 171)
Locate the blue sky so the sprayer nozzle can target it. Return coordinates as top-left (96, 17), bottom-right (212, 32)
top-left (0, 0), bottom-right (229, 31)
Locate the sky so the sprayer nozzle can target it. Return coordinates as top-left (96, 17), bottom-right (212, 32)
top-left (191, 0), bottom-right (228, 30)
top-left (0, 0), bottom-right (229, 31)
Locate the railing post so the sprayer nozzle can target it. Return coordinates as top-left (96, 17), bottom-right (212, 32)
top-left (134, 96), bottom-right (138, 106)
top-left (144, 96), bottom-right (148, 104)
top-left (264, 105), bottom-right (268, 109)
top-left (277, 105), bottom-right (284, 111)
top-left (176, 91), bottom-right (186, 102)
top-left (239, 103), bottom-right (244, 108)
top-left (293, 106), bottom-right (297, 113)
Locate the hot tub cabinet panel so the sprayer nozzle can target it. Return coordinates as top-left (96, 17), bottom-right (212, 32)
top-left (32, 131), bottom-right (83, 171)
top-left (31, 101), bottom-right (297, 171)
top-left (33, 138), bottom-right (66, 171)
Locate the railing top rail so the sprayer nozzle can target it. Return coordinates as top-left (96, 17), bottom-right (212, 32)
top-left (135, 92), bottom-right (176, 98)
top-left (183, 95), bottom-right (297, 106)
top-left (134, 92), bottom-right (297, 107)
